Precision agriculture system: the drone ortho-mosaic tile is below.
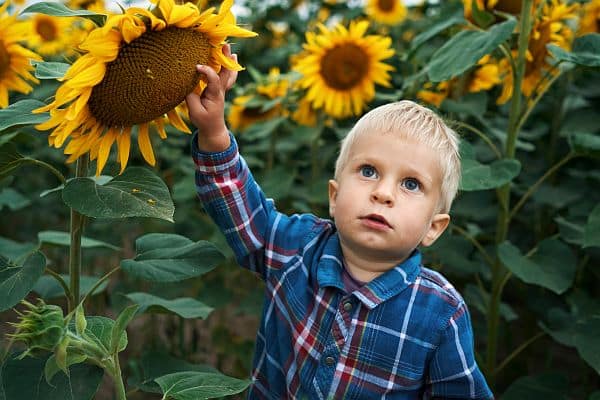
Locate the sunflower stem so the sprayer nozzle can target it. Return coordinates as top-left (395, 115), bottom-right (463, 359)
top-left (22, 158), bottom-right (66, 184)
top-left (45, 268), bottom-right (72, 309)
top-left (486, 0), bottom-right (533, 386)
top-left (68, 156), bottom-right (89, 313)
top-left (112, 354), bottom-right (127, 400)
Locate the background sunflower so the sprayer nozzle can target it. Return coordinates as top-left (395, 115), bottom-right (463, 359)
top-left (365, 0), bottom-right (407, 26)
top-left (0, 1), bottom-right (41, 108)
top-left (293, 20), bottom-right (394, 119)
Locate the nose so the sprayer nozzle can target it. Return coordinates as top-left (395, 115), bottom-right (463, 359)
top-left (370, 182), bottom-right (394, 206)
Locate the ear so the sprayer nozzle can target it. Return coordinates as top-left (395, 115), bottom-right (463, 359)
top-left (328, 179), bottom-right (338, 218)
top-left (420, 213), bottom-right (450, 247)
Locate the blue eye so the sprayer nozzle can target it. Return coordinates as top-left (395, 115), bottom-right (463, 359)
top-left (402, 178), bottom-right (421, 192)
top-left (360, 165), bottom-right (377, 178)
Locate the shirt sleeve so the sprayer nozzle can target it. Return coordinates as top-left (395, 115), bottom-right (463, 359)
top-left (191, 131), bottom-right (322, 279)
top-left (425, 302), bottom-right (494, 399)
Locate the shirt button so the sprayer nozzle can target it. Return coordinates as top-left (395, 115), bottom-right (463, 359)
top-left (343, 302), bottom-right (353, 311)
top-left (324, 356), bottom-right (336, 366)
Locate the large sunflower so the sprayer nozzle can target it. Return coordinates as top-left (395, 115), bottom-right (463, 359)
top-left (34, 0), bottom-right (256, 175)
top-left (365, 0), bottom-right (407, 26)
top-left (293, 20), bottom-right (394, 119)
top-left (0, 1), bottom-right (41, 108)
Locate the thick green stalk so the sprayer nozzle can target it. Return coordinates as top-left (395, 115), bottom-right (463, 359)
top-left (112, 355), bottom-right (127, 400)
top-left (68, 156), bottom-right (89, 312)
top-left (486, 0), bottom-right (534, 384)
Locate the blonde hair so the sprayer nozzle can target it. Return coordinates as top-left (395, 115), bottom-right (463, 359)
top-left (334, 100), bottom-right (461, 213)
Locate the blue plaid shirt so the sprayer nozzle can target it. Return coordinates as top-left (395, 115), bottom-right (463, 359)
top-left (193, 133), bottom-right (493, 399)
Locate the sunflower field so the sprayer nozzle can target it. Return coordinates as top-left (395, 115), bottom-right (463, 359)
top-left (0, 0), bottom-right (599, 398)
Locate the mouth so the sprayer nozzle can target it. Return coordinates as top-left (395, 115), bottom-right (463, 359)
top-left (360, 214), bottom-right (392, 229)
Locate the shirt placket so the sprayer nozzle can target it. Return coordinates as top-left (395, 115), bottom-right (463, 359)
top-left (312, 292), bottom-right (357, 398)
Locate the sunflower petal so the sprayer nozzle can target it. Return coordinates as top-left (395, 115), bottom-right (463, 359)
top-left (137, 124), bottom-right (156, 166)
top-left (166, 109), bottom-right (190, 133)
top-left (117, 127), bottom-right (131, 174)
top-left (96, 129), bottom-right (117, 176)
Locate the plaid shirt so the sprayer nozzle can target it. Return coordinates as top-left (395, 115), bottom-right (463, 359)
top-left (193, 133), bottom-right (493, 400)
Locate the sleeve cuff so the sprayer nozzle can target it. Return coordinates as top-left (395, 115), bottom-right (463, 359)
top-left (191, 131), bottom-right (239, 175)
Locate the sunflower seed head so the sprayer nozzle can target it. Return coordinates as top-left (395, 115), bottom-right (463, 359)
top-left (11, 299), bottom-right (66, 356)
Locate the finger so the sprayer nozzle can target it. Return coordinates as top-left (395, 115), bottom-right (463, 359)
top-left (224, 54), bottom-right (238, 90)
top-left (185, 91), bottom-right (202, 113)
top-left (196, 64), bottom-right (222, 99)
top-left (222, 43), bottom-right (232, 57)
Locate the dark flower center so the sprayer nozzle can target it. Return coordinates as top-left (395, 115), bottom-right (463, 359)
top-left (494, 0), bottom-right (522, 14)
top-left (378, 0), bottom-right (396, 12)
top-left (36, 17), bottom-right (59, 41)
top-left (88, 27), bottom-right (211, 127)
top-left (320, 44), bottom-right (368, 90)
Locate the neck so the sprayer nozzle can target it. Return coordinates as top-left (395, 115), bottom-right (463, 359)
top-left (339, 240), bottom-right (409, 283)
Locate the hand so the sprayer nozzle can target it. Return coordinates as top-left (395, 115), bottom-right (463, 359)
top-left (186, 44), bottom-right (238, 152)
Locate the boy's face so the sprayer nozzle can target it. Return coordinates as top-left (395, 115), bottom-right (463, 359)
top-left (328, 131), bottom-right (450, 266)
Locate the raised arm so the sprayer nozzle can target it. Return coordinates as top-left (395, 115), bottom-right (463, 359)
top-left (187, 46), bottom-right (323, 279)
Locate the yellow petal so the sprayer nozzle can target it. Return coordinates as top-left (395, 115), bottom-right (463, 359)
top-left (96, 129), bottom-right (117, 176)
top-left (137, 124), bottom-right (156, 166)
top-left (117, 127), bottom-right (131, 174)
top-left (166, 109), bottom-right (190, 133)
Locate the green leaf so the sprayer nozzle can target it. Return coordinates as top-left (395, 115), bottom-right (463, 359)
top-left (497, 239), bottom-right (576, 294)
top-left (0, 131), bottom-right (20, 147)
top-left (125, 292), bottom-right (214, 319)
top-left (548, 33), bottom-right (600, 68)
top-left (470, 0), bottom-right (495, 28)
top-left (20, 2), bottom-right (107, 27)
top-left (83, 316), bottom-right (127, 354)
top-left (502, 373), bottom-right (569, 400)
top-left (0, 237), bottom-right (37, 261)
top-left (33, 274), bottom-right (108, 300)
top-left (121, 233), bottom-right (224, 282)
top-left (463, 284), bottom-right (517, 322)
top-left (0, 354), bottom-right (103, 400)
top-left (38, 230), bottom-right (119, 250)
top-left (460, 158), bottom-right (521, 190)
top-left (0, 252), bottom-right (45, 311)
top-left (409, 11), bottom-right (465, 53)
top-left (0, 188), bottom-right (30, 211)
top-left (156, 371), bottom-right (250, 400)
top-left (540, 293), bottom-right (600, 374)
top-left (132, 351), bottom-right (217, 394)
top-left (569, 132), bottom-right (600, 158)
top-left (0, 143), bottom-right (26, 179)
top-left (75, 304), bottom-right (87, 336)
top-left (583, 204), bottom-right (600, 248)
top-left (258, 165), bottom-right (295, 199)
top-left (39, 175), bottom-right (112, 198)
top-left (44, 352), bottom-right (88, 384)
top-left (243, 116), bottom-right (286, 139)
top-left (589, 391), bottom-right (600, 400)
top-left (31, 61), bottom-right (70, 80)
top-left (62, 167), bottom-right (174, 222)
top-left (554, 216), bottom-right (584, 246)
top-left (0, 100), bottom-right (48, 133)
top-left (428, 18), bottom-right (516, 82)
top-left (110, 304), bottom-right (139, 354)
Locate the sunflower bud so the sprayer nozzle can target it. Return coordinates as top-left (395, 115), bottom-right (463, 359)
top-left (9, 299), bottom-right (66, 357)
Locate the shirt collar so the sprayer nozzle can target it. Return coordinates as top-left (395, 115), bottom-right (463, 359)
top-left (316, 232), bottom-right (422, 309)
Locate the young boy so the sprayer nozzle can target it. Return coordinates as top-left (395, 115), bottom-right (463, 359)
top-left (186, 45), bottom-right (493, 399)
